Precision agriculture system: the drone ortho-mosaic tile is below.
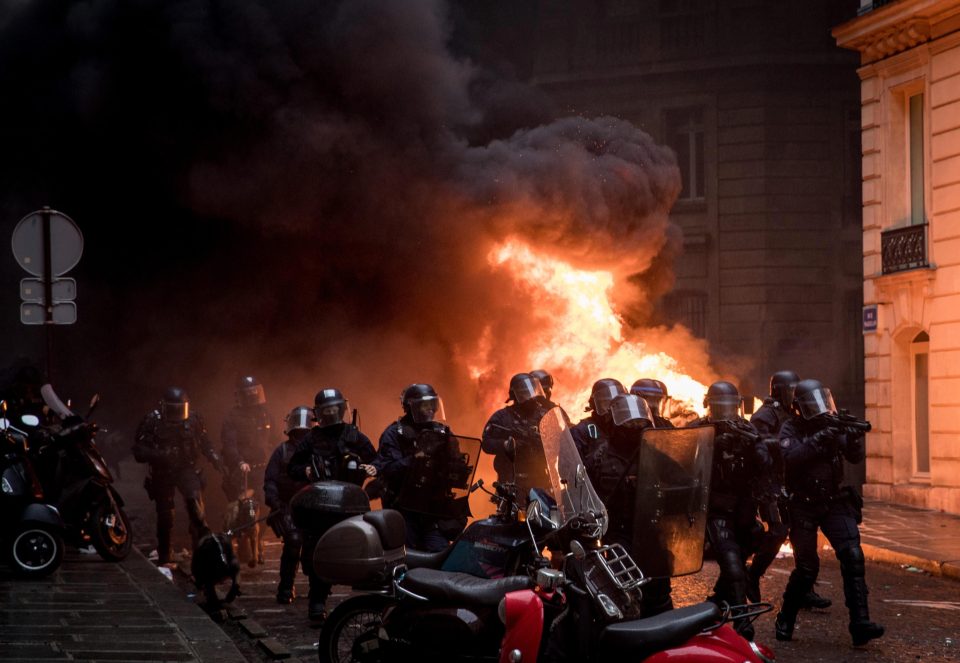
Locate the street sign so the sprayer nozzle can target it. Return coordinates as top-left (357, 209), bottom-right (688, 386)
top-left (20, 302), bottom-right (77, 325)
top-left (11, 209), bottom-right (83, 277)
top-left (20, 278), bottom-right (76, 302)
top-left (863, 304), bottom-right (878, 334)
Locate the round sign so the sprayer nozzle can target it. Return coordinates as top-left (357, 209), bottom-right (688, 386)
top-left (11, 209), bottom-right (84, 277)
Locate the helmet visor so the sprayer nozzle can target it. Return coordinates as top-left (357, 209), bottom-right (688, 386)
top-left (162, 401), bottom-right (189, 421)
top-left (591, 384), bottom-right (622, 416)
top-left (610, 394), bottom-right (652, 429)
top-left (284, 407), bottom-right (315, 434)
top-left (409, 396), bottom-right (445, 424)
top-left (237, 384), bottom-right (266, 407)
top-left (315, 401), bottom-right (347, 427)
top-left (707, 395), bottom-right (741, 422)
top-left (511, 376), bottom-right (545, 404)
top-left (796, 387), bottom-right (837, 419)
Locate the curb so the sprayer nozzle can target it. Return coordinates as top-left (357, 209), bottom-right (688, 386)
top-left (860, 543), bottom-right (960, 582)
top-left (120, 547), bottom-right (248, 663)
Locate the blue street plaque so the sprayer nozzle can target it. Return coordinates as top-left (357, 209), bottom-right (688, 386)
top-left (863, 305), bottom-right (878, 333)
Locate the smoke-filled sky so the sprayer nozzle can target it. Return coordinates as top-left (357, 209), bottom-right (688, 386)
top-left (0, 0), bottom-right (695, 440)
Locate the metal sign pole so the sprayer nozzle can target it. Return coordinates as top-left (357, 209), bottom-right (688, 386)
top-left (41, 206), bottom-right (54, 382)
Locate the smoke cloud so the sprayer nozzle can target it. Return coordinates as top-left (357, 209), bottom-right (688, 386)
top-left (0, 0), bottom-right (693, 444)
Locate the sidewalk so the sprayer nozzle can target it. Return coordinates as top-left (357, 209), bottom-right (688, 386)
top-left (0, 547), bottom-right (244, 663)
top-left (858, 498), bottom-right (960, 581)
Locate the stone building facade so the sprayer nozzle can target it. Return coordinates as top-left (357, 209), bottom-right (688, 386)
top-left (521, 2), bottom-right (865, 421)
top-left (835, 0), bottom-right (960, 513)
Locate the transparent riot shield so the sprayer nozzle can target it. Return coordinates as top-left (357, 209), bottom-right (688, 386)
top-left (393, 430), bottom-right (481, 520)
top-left (538, 406), bottom-right (608, 536)
top-left (631, 427), bottom-right (714, 578)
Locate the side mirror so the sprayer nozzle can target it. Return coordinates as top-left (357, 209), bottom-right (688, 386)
top-left (0, 418), bottom-right (9, 431)
top-left (21, 414), bottom-right (40, 427)
top-left (503, 437), bottom-right (517, 463)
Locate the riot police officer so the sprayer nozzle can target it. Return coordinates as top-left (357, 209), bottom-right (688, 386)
top-left (133, 387), bottom-right (224, 565)
top-left (584, 393), bottom-right (675, 616)
top-left (570, 378), bottom-right (626, 457)
top-left (747, 371), bottom-right (831, 608)
top-left (690, 381), bottom-right (772, 640)
top-left (530, 369), bottom-right (554, 401)
top-left (287, 389), bottom-right (376, 622)
top-left (630, 378), bottom-right (674, 429)
top-left (263, 406), bottom-right (315, 605)
top-left (376, 383), bottom-right (470, 552)
top-left (481, 373), bottom-right (553, 495)
top-left (775, 379), bottom-right (883, 646)
top-left (221, 376), bottom-right (273, 519)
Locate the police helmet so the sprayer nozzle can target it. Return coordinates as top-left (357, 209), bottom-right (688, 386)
top-left (588, 378), bottom-right (626, 416)
top-left (609, 393), bottom-right (653, 430)
top-left (529, 369), bottom-right (554, 399)
top-left (703, 381), bottom-right (741, 422)
top-left (630, 378), bottom-right (667, 417)
top-left (235, 375), bottom-right (266, 408)
top-left (284, 405), bottom-right (316, 435)
top-left (769, 370), bottom-right (800, 408)
top-left (792, 379), bottom-right (837, 420)
top-left (161, 386), bottom-right (189, 421)
top-left (314, 388), bottom-right (348, 427)
top-left (507, 373), bottom-right (545, 404)
top-left (401, 383), bottom-right (446, 424)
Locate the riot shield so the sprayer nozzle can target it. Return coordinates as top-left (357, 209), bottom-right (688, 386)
top-left (631, 426), bottom-right (714, 578)
top-left (538, 406), bottom-right (608, 536)
top-left (393, 430), bottom-right (481, 520)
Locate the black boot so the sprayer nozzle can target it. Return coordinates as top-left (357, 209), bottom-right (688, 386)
top-left (776, 579), bottom-right (807, 641)
top-left (840, 549), bottom-right (884, 646)
top-left (774, 609), bottom-right (796, 641)
top-left (156, 526), bottom-right (172, 565)
top-left (277, 549), bottom-right (299, 605)
top-left (800, 589), bottom-right (832, 609)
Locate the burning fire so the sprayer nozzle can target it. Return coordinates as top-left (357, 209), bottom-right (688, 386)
top-left (473, 239), bottom-right (710, 419)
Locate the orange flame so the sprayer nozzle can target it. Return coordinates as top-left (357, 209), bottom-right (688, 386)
top-left (474, 239), bottom-right (709, 419)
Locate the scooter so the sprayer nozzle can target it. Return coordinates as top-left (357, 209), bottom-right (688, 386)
top-left (27, 385), bottom-right (132, 561)
top-left (0, 403), bottom-right (65, 577)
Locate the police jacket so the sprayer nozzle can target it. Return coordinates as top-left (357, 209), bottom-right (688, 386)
top-left (133, 410), bottom-right (221, 474)
top-left (570, 415), bottom-right (611, 459)
top-left (287, 424), bottom-right (374, 485)
top-left (221, 405), bottom-right (273, 469)
top-left (481, 400), bottom-right (552, 483)
top-left (779, 417), bottom-right (865, 501)
top-left (688, 416), bottom-right (770, 511)
top-left (584, 438), bottom-right (637, 534)
top-left (750, 398), bottom-right (791, 437)
top-left (263, 439), bottom-right (309, 511)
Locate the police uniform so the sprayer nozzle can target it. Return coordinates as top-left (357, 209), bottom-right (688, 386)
top-left (263, 438), bottom-right (310, 602)
top-left (133, 410), bottom-right (221, 564)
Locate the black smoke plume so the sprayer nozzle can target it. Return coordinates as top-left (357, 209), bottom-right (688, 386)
top-left (0, 0), bottom-right (683, 440)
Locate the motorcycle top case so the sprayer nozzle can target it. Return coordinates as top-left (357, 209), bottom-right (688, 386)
top-left (631, 427), bottom-right (715, 578)
top-left (290, 480), bottom-right (370, 534)
top-left (312, 509), bottom-right (405, 586)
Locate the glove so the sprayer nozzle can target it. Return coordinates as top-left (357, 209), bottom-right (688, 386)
top-left (811, 427), bottom-right (840, 454)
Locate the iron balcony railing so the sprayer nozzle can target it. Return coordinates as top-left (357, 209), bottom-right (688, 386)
top-left (881, 223), bottom-right (928, 274)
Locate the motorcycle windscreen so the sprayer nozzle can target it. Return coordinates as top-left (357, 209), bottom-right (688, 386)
top-left (538, 406), bottom-right (608, 537)
top-left (393, 431), bottom-right (481, 520)
top-left (631, 426), bottom-right (714, 578)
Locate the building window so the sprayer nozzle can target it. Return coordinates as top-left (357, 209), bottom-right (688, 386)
top-left (666, 107), bottom-right (705, 202)
top-left (911, 331), bottom-right (930, 477)
top-left (663, 290), bottom-right (707, 338)
top-left (909, 93), bottom-right (925, 225)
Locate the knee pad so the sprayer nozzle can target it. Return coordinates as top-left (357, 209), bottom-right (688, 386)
top-left (717, 550), bottom-right (747, 583)
top-left (837, 545), bottom-right (865, 576)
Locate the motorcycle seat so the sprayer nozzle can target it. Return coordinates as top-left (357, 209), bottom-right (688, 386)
top-left (362, 510), bottom-right (406, 551)
top-left (599, 602), bottom-right (721, 658)
top-left (405, 546), bottom-right (451, 570)
top-left (401, 567), bottom-right (531, 607)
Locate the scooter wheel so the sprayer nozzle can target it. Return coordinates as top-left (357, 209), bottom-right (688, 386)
top-left (318, 594), bottom-right (393, 663)
top-left (90, 502), bottom-right (133, 562)
top-left (9, 524), bottom-right (63, 577)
